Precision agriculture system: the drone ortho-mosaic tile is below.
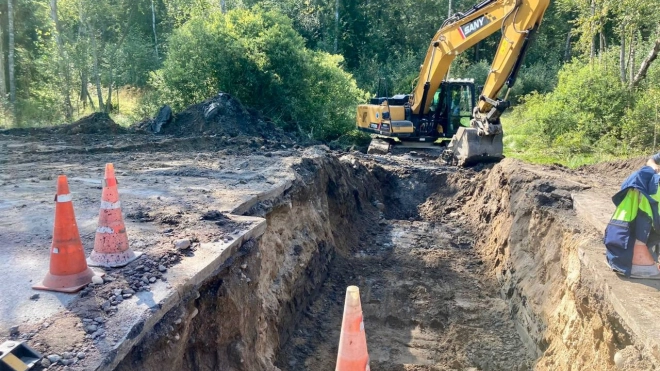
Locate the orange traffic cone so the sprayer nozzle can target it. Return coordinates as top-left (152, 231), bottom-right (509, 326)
top-left (336, 286), bottom-right (370, 371)
top-left (33, 176), bottom-right (97, 293)
top-left (87, 163), bottom-right (142, 268)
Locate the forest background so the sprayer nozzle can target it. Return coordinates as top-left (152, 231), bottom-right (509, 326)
top-left (0, 0), bottom-right (658, 165)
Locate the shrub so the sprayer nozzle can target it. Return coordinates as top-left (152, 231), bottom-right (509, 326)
top-left (150, 8), bottom-right (367, 141)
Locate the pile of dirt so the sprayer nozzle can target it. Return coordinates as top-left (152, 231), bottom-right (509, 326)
top-left (0, 112), bottom-right (127, 136)
top-left (55, 112), bottom-right (127, 135)
top-left (133, 93), bottom-right (295, 145)
top-left (577, 156), bottom-right (648, 182)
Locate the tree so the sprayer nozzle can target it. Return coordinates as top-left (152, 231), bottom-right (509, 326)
top-left (50, 0), bottom-right (73, 120)
top-left (7, 0), bottom-right (15, 107)
top-left (631, 37), bottom-right (660, 88)
top-left (153, 8), bottom-right (367, 140)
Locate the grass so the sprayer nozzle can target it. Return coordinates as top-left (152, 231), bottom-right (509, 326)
top-left (503, 148), bottom-right (642, 168)
top-left (500, 112), bottom-right (644, 169)
top-left (0, 86), bottom-right (150, 129)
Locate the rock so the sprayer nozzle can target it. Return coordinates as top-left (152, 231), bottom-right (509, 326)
top-left (122, 288), bottom-right (135, 295)
top-left (61, 358), bottom-right (73, 366)
top-left (92, 276), bottom-right (104, 285)
top-left (9, 325), bottom-right (19, 336)
top-left (152, 105), bottom-right (172, 133)
top-left (94, 317), bottom-right (105, 323)
top-left (174, 239), bottom-right (191, 250)
top-left (41, 358), bottom-right (51, 368)
top-left (85, 325), bottom-right (98, 334)
top-left (47, 354), bottom-right (61, 364)
top-left (62, 352), bottom-right (73, 359)
top-left (142, 277), bottom-right (150, 284)
top-left (149, 277), bottom-right (157, 283)
top-left (29, 293), bottom-right (40, 300)
top-left (123, 293), bottom-right (133, 299)
top-left (101, 301), bottom-right (111, 312)
top-left (113, 289), bottom-right (122, 296)
top-left (158, 265), bottom-right (167, 272)
top-left (240, 264), bottom-right (247, 270)
top-left (77, 352), bottom-right (86, 360)
top-left (204, 102), bottom-right (222, 120)
top-left (614, 351), bottom-right (625, 368)
top-left (104, 275), bottom-right (115, 282)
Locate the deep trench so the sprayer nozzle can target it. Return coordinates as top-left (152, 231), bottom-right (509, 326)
top-left (114, 152), bottom-right (634, 371)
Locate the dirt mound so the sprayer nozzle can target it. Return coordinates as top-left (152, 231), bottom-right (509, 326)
top-left (133, 93), bottom-right (294, 144)
top-left (577, 156), bottom-right (648, 182)
top-left (0, 112), bottom-right (127, 136)
top-left (54, 112), bottom-right (126, 135)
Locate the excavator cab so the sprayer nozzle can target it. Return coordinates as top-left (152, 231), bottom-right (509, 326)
top-left (430, 79), bottom-right (476, 138)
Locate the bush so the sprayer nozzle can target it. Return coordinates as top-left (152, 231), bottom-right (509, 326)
top-left (505, 59), bottom-right (629, 151)
top-left (151, 8), bottom-right (367, 141)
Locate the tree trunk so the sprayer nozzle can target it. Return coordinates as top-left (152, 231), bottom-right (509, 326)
top-left (220, 0), bottom-right (226, 13)
top-left (620, 24), bottom-right (626, 83)
top-left (333, 0), bottom-right (339, 53)
top-left (105, 66), bottom-right (112, 112)
top-left (448, 0), bottom-right (452, 18)
top-left (0, 17), bottom-right (6, 98)
top-left (50, 0), bottom-right (73, 121)
top-left (151, 0), bottom-right (159, 59)
top-left (90, 28), bottom-right (104, 110)
top-left (8, 0), bottom-right (16, 106)
top-left (80, 71), bottom-right (89, 109)
top-left (631, 37), bottom-right (660, 88)
top-left (564, 30), bottom-right (572, 62)
top-left (104, 3), bottom-right (137, 112)
top-left (589, 0), bottom-right (596, 62)
top-left (629, 32), bottom-right (635, 84)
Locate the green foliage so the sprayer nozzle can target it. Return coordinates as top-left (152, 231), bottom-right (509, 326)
top-left (504, 54), bottom-right (660, 164)
top-left (152, 8), bottom-right (367, 140)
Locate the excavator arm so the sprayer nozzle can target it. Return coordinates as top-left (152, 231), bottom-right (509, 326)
top-left (356, 0), bottom-right (550, 164)
top-left (410, 0), bottom-right (549, 164)
top-left (412, 0), bottom-right (550, 119)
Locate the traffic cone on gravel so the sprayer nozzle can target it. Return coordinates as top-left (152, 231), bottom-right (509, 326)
top-left (335, 286), bottom-right (370, 371)
top-left (33, 176), bottom-right (97, 293)
top-left (87, 163), bottom-right (142, 268)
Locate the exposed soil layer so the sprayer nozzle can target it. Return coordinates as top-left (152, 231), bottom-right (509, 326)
top-left (2, 117), bottom-right (658, 371)
top-left (110, 152), bottom-right (657, 371)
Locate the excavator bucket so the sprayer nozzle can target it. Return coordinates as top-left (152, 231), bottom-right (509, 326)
top-left (444, 127), bottom-right (503, 166)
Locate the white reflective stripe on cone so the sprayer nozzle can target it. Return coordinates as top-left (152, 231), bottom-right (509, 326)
top-left (96, 226), bottom-right (114, 234)
top-left (100, 200), bottom-right (121, 209)
top-left (56, 194), bottom-right (72, 203)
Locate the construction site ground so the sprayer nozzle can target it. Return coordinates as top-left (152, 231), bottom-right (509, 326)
top-left (1, 111), bottom-right (659, 370)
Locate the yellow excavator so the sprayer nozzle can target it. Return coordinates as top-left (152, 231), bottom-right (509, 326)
top-left (356, 0), bottom-right (550, 165)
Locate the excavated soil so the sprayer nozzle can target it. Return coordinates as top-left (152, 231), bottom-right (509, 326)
top-left (1, 109), bottom-right (657, 370)
top-left (132, 93), bottom-right (295, 145)
top-left (108, 150), bottom-right (655, 371)
top-left (1, 112), bottom-right (127, 136)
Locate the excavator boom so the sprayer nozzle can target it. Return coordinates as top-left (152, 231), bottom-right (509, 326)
top-left (356, 0), bottom-right (550, 165)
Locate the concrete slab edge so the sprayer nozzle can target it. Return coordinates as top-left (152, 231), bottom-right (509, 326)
top-left (94, 218), bottom-right (267, 371)
top-left (231, 179), bottom-right (293, 215)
